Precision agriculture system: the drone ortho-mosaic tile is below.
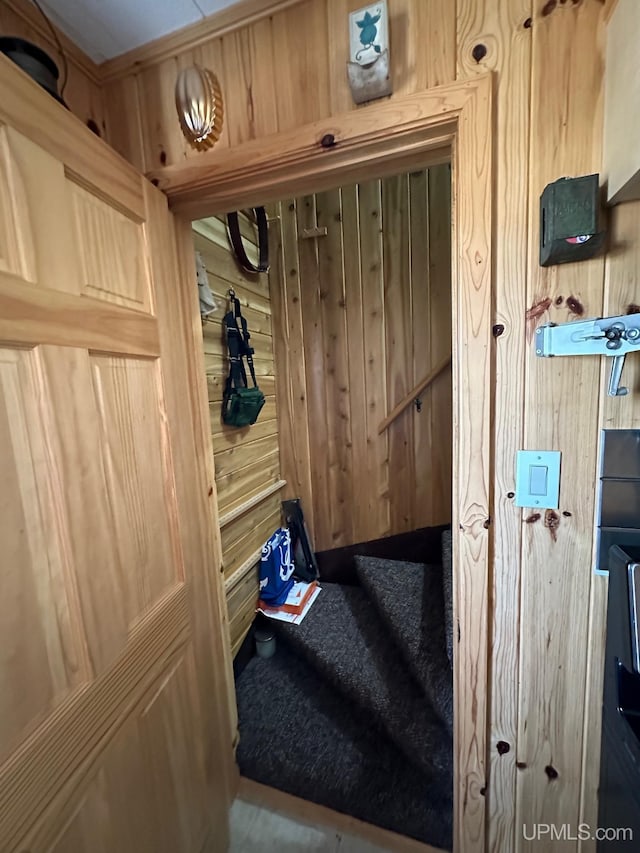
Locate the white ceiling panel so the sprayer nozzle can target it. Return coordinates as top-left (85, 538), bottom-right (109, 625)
top-left (194, 0), bottom-right (245, 15)
top-left (38, 0), bottom-right (241, 63)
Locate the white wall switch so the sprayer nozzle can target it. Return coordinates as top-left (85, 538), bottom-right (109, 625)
top-left (515, 450), bottom-right (561, 509)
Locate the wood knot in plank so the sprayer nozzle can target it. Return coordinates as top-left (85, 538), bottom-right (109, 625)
top-left (526, 297), bottom-right (552, 322)
top-left (541, 0), bottom-right (557, 15)
top-left (525, 513), bottom-right (541, 524)
top-left (493, 324), bottom-right (505, 337)
top-left (545, 764), bottom-right (559, 780)
top-left (472, 44), bottom-right (487, 63)
top-left (566, 295), bottom-right (584, 316)
top-left (320, 133), bottom-right (337, 149)
top-left (497, 741), bottom-right (511, 755)
top-left (544, 509), bottom-right (560, 542)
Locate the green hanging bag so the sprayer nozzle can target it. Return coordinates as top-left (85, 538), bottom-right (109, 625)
top-left (222, 291), bottom-right (265, 428)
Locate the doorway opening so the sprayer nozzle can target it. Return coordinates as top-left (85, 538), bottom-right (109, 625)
top-left (192, 160), bottom-right (453, 849)
top-left (162, 74), bottom-right (493, 853)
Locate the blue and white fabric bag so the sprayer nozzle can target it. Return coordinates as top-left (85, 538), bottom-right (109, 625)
top-left (259, 527), bottom-right (295, 605)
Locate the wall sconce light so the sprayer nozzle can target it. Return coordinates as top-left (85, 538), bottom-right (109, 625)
top-left (175, 65), bottom-right (224, 151)
top-left (347, 2), bottom-right (392, 105)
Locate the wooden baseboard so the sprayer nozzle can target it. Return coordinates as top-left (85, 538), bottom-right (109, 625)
top-left (236, 777), bottom-right (447, 853)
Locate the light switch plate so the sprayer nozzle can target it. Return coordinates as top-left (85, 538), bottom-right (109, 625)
top-left (515, 450), bottom-right (561, 509)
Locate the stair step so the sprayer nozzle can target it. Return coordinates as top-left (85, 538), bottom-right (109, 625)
top-left (356, 556), bottom-right (453, 733)
top-left (273, 583), bottom-right (451, 778)
top-left (236, 642), bottom-right (452, 850)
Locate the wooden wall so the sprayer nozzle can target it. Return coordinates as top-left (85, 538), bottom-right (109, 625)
top-left (270, 166), bottom-right (452, 552)
top-left (0, 0), bottom-right (107, 136)
top-left (193, 214), bottom-right (283, 655)
top-left (6, 0), bottom-right (629, 849)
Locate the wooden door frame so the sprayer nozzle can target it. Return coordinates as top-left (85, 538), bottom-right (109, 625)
top-left (152, 73), bottom-right (493, 853)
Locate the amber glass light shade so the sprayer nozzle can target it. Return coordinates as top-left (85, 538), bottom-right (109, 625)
top-left (175, 65), bottom-right (224, 151)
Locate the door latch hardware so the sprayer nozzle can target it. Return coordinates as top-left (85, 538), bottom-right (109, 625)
top-left (535, 313), bottom-right (640, 397)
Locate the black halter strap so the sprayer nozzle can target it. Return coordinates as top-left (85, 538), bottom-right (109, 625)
top-left (226, 207), bottom-right (270, 274)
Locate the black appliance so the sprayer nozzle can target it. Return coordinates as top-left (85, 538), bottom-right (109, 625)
top-left (598, 545), bottom-right (640, 849)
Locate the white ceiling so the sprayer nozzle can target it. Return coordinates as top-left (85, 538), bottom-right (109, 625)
top-left (39, 0), bottom-right (241, 63)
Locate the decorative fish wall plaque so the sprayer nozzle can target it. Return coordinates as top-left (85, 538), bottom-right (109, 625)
top-left (347, 2), bottom-right (392, 104)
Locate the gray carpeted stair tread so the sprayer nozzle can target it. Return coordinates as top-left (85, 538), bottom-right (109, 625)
top-left (236, 643), bottom-right (452, 850)
top-left (442, 530), bottom-right (453, 669)
top-left (273, 582), bottom-right (451, 778)
top-left (356, 556), bottom-right (453, 733)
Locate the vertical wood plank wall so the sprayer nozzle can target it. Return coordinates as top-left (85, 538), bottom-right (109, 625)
top-left (193, 215), bottom-right (283, 655)
top-left (0, 0), bottom-right (107, 137)
top-left (99, 3), bottom-right (619, 849)
top-left (271, 168), bottom-right (452, 552)
top-left (7, 0), bottom-right (628, 848)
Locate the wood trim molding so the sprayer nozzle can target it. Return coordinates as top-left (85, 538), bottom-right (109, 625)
top-left (99, 0), bottom-right (307, 82)
top-left (2, 584), bottom-right (189, 851)
top-left (0, 55), bottom-right (145, 219)
top-left (147, 78), bottom-right (476, 219)
top-left (156, 74), bottom-right (494, 852)
top-left (2, 0), bottom-right (103, 85)
top-left (378, 355), bottom-right (452, 435)
top-left (0, 271), bottom-right (160, 357)
top-left (218, 479), bottom-right (287, 528)
top-left (225, 546), bottom-right (263, 593)
top-left (238, 777), bottom-right (444, 853)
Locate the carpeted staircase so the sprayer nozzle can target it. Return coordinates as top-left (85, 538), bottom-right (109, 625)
top-left (235, 529), bottom-right (454, 851)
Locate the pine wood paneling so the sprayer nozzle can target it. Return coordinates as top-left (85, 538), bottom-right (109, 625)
top-left (456, 1), bottom-right (531, 849)
top-left (316, 188), bottom-right (354, 548)
top-left (102, 75), bottom-right (145, 173)
top-left (359, 179), bottom-right (391, 540)
top-left (297, 193), bottom-right (333, 548)
top-left (341, 184), bottom-right (370, 539)
top-left (274, 168), bottom-right (452, 552)
top-left (383, 173), bottom-right (416, 534)
top-left (221, 17), bottom-right (279, 146)
top-left (222, 491), bottom-right (282, 555)
top-left (517, 4), bottom-right (606, 850)
top-left (35, 0), bottom-right (622, 846)
top-left (138, 56), bottom-right (188, 172)
top-left (426, 167), bottom-right (453, 524)
top-left (194, 213), bottom-right (282, 654)
top-left (271, 0), bottom-right (331, 132)
top-left (410, 170), bottom-right (434, 525)
top-left (223, 505), bottom-right (281, 580)
top-left (269, 200), bottom-right (315, 535)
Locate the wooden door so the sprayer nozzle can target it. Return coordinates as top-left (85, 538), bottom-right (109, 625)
top-left (0, 57), bottom-right (233, 852)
